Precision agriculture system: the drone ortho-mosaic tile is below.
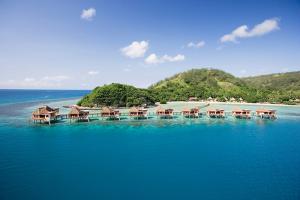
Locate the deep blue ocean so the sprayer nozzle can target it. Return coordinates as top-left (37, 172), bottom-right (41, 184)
top-left (0, 90), bottom-right (300, 200)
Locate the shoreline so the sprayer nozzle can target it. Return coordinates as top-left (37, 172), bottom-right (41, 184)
top-left (166, 101), bottom-right (300, 107)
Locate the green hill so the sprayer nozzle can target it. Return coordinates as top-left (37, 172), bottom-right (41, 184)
top-left (149, 68), bottom-right (260, 103)
top-left (78, 83), bottom-right (156, 107)
top-left (243, 71), bottom-right (300, 92)
top-left (149, 68), bottom-right (300, 104)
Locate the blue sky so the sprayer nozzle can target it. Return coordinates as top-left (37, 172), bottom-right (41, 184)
top-left (0, 0), bottom-right (300, 89)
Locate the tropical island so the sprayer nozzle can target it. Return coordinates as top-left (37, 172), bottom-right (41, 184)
top-left (78, 68), bottom-right (300, 107)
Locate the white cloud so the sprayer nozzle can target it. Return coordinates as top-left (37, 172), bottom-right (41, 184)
top-left (81, 8), bottom-right (96, 21)
top-left (220, 18), bottom-right (280, 43)
top-left (162, 54), bottom-right (185, 62)
top-left (0, 75), bottom-right (70, 88)
top-left (145, 53), bottom-right (185, 64)
top-left (121, 41), bottom-right (149, 58)
top-left (24, 78), bottom-right (35, 82)
top-left (42, 75), bottom-right (69, 82)
top-left (187, 41), bottom-right (205, 48)
top-left (88, 71), bottom-right (99, 75)
top-left (145, 54), bottom-right (160, 64)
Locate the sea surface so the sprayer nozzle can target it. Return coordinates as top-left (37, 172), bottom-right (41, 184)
top-left (0, 90), bottom-right (300, 200)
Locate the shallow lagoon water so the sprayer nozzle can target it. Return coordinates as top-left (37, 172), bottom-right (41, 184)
top-left (0, 90), bottom-right (300, 199)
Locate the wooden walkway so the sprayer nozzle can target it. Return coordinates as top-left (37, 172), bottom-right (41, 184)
top-left (55, 110), bottom-right (258, 120)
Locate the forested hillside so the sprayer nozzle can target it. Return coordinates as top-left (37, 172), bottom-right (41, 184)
top-left (243, 71), bottom-right (300, 93)
top-left (78, 69), bottom-right (300, 107)
top-left (149, 69), bottom-right (262, 103)
top-left (78, 83), bottom-right (156, 107)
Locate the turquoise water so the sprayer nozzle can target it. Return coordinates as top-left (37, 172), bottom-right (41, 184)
top-left (0, 90), bottom-right (300, 199)
top-left (0, 89), bottom-right (90, 105)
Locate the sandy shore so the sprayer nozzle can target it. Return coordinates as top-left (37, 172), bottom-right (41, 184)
top-left (167, 101), bottom-right (300, 107)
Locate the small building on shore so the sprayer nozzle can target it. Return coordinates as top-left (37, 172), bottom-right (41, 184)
top-left (232, 109), bottom-right (251, 119)
top-left (156, 107), bottom-right (174, 118)
top-left (182, 108), bottom-right (200, 118)
top-left (188, 97), bottom-right (198, 101)
top-left (101, 107), bottom-right (120, 120)
top-left (207, 109), bottom-right (225, 118)
top-left (256, 109), bottom-right (276, 119)
top-left (32, 106), bottom-right (59, 124)
top-left (68, 107), bottom-right (89, 122)
top-left (129, 107), bottom-right (148, 119)
top-left (230, 97), bottom-right (236, 102)
top-left (207, 97), bottom-right (213, 102)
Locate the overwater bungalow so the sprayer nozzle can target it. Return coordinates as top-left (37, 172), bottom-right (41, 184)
top-left (232, 109), bottom-right (251, 119)
top-left (68, 107), bottom-right (89, 122)
top-left (32, 106), bottom-right (59, 124)
top-left (129, 107), bottom-right (148, 119)
top-left (256, 109), bottom-right (276, 119)
top-left (207, 109), bottom-right (225, 118)
top-left (182, 108), bottom-right (200, 118)
top-left (156, 107), bottom-right (174, 119)
top-left (101, 107), bottom-right (120, 120)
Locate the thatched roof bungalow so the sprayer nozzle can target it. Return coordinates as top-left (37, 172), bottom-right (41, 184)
top-left (232, 109), bottom-right (251, 119)
top-left (68, 107), bottom-right (89, 121)
top-left (101, 107), bottom-right (120, 120)
top-left (256, 109), bottom-right (276, 119)
top-left (182, 107), bottom-right (200, 118)
top-left (32, 106), bottom-right (59, 124)
top-left (129, 107), bottom-right (148, 119)
top-left (156, 107), bottom-right (174, 118)
top-left (207, 109), bottom-right (225, 118)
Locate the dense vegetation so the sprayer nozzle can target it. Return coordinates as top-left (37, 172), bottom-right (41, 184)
top-left (243, 71), bottom-right (300, 104)
top-left (78, 69), bottom-right (300, 107)
top-left (149, 69), bottom-right (262, 103)
top-left (78, 83), bottom-right (156, 107)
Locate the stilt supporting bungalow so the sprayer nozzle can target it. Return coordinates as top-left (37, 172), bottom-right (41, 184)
top-left (232, 109), bottom-right (251, 119)
top-left (256, 109), bottom-right (276, 119)
top-left (101, 107), bottom-right (120, 120)
top-left (207, 109), bottom-right (225, 118)
top-left (32, 106), bottom-right (59, 124)
top-left (68, 107), bottom-right (89, 122)
top-left (156, 107), bottom-right (174, 119)
top-left (129, 107), bottom-right (148, 119)
top-left (182, 108), bottom-right (200, 118)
